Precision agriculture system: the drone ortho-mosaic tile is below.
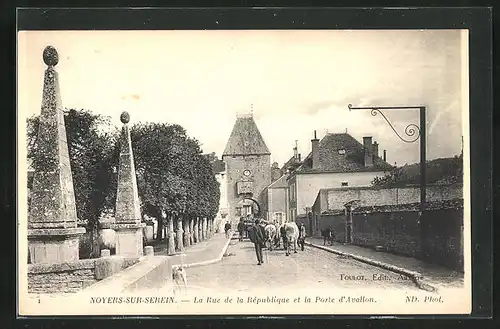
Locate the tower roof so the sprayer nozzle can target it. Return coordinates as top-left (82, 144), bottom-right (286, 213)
top-left (223, 115), bottom-right (270, 156)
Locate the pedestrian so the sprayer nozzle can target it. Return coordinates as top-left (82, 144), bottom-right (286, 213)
top-left (329, 226), bottom-right (335, 246)
top-left (280, 224), bottom-right (287, 251)
top-left (298, 222), bottom-right (307, 251)
top-left (248, 219), bottom-right (266, 265)
top-left (224, 221), bottom-right (232, 239)
top-left (322, 226), bottom-right (332, 246)
top-left (237, 218), bottom-right (245, 241)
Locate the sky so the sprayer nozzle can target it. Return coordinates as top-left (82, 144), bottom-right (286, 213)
top-left (18, 30), bottom-right (468, 166)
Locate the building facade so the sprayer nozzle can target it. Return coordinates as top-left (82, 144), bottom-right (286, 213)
top-left (214, 165), bottom-right (229, 232)
top-left (222, 113), bottom-right (271, 226)
top-left (287, 132), bottom-right (393, 223)
top-left (262, 174), bottom-right (288, 225)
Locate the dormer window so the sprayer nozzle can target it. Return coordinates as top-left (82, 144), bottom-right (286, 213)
top-left (338, 149), bottom-right (346, 155)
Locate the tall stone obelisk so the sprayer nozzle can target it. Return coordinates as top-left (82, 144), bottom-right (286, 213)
top-left (28, 46), bottom-right (86, 264)
top-left (110, 112), bottom-right (145, 257)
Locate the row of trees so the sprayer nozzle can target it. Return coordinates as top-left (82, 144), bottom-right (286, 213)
top-left (27, 109), bottom-right (220, 258)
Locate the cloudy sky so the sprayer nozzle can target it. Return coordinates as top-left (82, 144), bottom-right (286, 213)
top-left (18, 30), bottom-right (467, 166)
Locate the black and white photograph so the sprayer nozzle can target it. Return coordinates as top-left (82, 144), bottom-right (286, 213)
top-left (18, 27), bottom-right (471, 315)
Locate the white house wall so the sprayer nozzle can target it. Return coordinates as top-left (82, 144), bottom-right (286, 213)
top-left (267, 187), bottom-right (287, 223)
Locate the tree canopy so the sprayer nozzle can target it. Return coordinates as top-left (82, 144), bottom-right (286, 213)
top-left (27, 109), bottom-right (220, 254)
top-left (372, 155), bottom-right (464, 187)
top-left (131, 122), bottom-right (220, 222)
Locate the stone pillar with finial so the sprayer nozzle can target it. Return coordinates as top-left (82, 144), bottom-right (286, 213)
top-left (110, 111), bottom-right (146, 257)
top-left (27, 46), bottom-right (86, 264)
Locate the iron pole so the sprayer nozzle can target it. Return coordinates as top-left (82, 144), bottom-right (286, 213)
top-left (419, 107), bottom-right (427, 211)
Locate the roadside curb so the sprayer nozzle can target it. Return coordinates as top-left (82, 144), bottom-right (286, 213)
top-left (173, 236), bottom-right (232, 270)
top-left (305, 241), bottom-right (438, 293)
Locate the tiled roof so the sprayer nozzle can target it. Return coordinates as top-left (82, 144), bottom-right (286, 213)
top-left (268, 174), bottom-right (288, 189)
top-left (223, 116), bottom-right (270, 156)
top-left (281, 155), bottom-right (302, 172)
top-left (293, 133), bottom-right (393, 174)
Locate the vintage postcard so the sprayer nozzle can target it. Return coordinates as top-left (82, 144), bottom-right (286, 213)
top-left (18, 29), bottom-right (471, 316)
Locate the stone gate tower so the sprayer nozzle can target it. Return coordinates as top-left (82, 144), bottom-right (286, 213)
top-left (222, 113), bottom-right (271, 226)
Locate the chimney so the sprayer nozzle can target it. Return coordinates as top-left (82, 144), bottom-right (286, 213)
top-left (311, 130), bottom-right (320, 169)
top-left (298, 153), bottom-right (301, 161)
top-left (383, 149), bottom-right (387, 162)
top-left (372, 141), bottom-right (379, 159)
top-left (293, 140), bottom-right (298, 159)
top-left (363, 136), bottom-right (373, 167)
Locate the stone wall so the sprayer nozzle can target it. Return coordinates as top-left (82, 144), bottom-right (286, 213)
top-left (326, 183), bottom-right (463, 210)
top-left (310, 199), bottom-right (464, 271)
top-left (28, 257), bottom-right (139, 294)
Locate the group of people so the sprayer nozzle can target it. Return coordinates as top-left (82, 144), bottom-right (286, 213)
top-left (243, 218), bottom-right (308, 265)
top-left (227, 215), bottom-right (337, 265)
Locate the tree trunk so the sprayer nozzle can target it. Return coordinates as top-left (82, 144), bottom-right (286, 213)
top-left (176, 216), bottom-right (184, 251)
top-left (202, 217), bottom-right (207, 240)
top-left (189, 218), bottom-right (194, 245)
top-left (166, 214), bottom-right (176, 255)
top-left (156, 217), bottom-right (164, 241)
top-left (90, 220), bottom-right (100, 258)
top-left (183, 218), bottom-right (190, 247)
top-left (207, 218), bottom-right (212, 238)
top-left (199, 217), bottom-right (204, 241)
top-left (198, 217), bottom-right (204, 241)
top-left (193, 217), bottom-right (199, 243)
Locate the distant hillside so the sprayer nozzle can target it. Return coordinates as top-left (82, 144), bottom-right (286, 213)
top-left (372, 155), bottom-right (463, 187)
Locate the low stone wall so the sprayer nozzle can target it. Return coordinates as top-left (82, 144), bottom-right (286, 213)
top-left (28, 257), bottom-right (139, 294)
top-left (81, 255), bottom-right (172, 294)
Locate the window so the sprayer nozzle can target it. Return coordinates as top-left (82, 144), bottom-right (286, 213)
top-left (341, 181), bottom-right (349, 187)
top-left (289, 183), bottom-right (296, 201)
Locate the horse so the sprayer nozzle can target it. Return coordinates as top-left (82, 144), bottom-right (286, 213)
top-left (264, 224), bottom-right (277, 251)
top-left (283, 222), bottom-right (299, 256)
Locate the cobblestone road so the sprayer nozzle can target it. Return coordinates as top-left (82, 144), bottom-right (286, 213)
top-left (172, 239), bottom-right (420, 294)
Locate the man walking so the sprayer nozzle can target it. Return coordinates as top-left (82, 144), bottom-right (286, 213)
top-left (298, 222), bottom-right (307, 251)
top-left (280, 224), bottom-right (287, 251)
top-left (224, 221), bottom-right (232, 239)
top-left (237, 218), bottom-right (245, 241)
top-left (248, 219), bottom-right (266, 265)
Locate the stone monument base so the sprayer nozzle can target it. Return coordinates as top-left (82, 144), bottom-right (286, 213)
top-left (110, 223), bottom-right (146, 257)
top-left (28, 227), bottom-right (86, 264)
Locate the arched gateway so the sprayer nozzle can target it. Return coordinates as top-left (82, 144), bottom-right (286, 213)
top-left (236, 197), bottom-right (262, 218)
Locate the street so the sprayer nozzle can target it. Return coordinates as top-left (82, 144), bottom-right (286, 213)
top-left (164, 239), bottom-right (420, 294)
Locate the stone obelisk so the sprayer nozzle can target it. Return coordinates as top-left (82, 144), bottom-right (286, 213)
top-left (110, 112), bottom-right (145, 257)
top-left (28, 46), bottom-right (86, 264)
